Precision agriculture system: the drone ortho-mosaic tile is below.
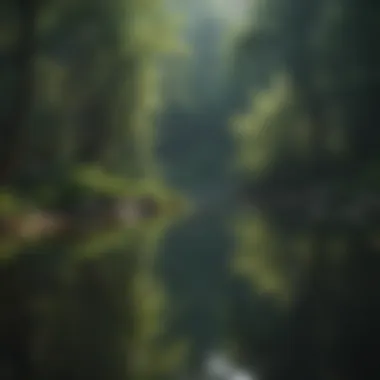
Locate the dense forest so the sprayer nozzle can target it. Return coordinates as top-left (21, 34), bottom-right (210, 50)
top-left (230, 1), bottom-right (380, 380)
top-left (1, 1), bottom-right (380, 380)
top-left (0, 0), bottom-right (188, 379)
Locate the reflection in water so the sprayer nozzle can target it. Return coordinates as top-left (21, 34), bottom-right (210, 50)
top-left (1, 232), bottom-right (132, 380)
top-left (1, 0), bottom-right (380, 379)
top-left (0, 215), bottom-right (178, 380)
top-left (157, 204), bottom-right (233, 369)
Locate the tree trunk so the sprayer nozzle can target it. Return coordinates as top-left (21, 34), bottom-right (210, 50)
top-left (0, 0), bottom-right (36, 185)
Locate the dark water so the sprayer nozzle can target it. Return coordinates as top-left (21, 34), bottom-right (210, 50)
top-left (157, 203), bottom-right (234, 367)
top-left (155, 96), bottom-right (238, 369)
top-left (0, 230), bottom-right (137, 380)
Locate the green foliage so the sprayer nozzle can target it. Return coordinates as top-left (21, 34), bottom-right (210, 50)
top-left (231, 1), bottom-right (380, 379)
top-left (230, 72), bottom-right (304, 174)
top-left (0, 191), bottom-right (29, 217)
top-left (0, 1), bottom-right (191, 379)
top-left (234, 214), bottom-right (289, 298)
top-left (131, 213), bottom-right (190, 380)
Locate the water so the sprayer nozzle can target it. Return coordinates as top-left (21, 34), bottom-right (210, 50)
top-left (157, 200), bottom-right (234, 367)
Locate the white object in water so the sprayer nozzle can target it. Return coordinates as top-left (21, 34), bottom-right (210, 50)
top-left (206, 352), bottom-right (234, 379)
top-left (204, 351), bottom-right (259, 380)
top-left (231, 370), bottom-right (255, 380)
